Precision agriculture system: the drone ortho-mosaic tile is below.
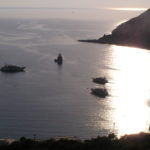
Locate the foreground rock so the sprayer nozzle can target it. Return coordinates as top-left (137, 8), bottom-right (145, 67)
top-left (79, 8), bottom-right (150, 50)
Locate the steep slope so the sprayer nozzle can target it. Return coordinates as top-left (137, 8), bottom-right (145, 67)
top-left (79, 8), bottom-right (150, 49)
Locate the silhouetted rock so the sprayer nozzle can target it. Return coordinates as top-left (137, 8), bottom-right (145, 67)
top-left (54, 53), bottom-right (63, 65)
top-left (79, 8), bottom-right (150, 49)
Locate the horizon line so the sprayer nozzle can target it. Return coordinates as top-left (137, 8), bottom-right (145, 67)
top-left (108, 7), bottom-right (148, 11)
top-left (0, 7), bottom-right (147, 11)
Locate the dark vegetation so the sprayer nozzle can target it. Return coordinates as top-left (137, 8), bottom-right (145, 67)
top-left (79, 8), bottom-right (150, 50)
top-left (1, 133), bottom-right (150, 150)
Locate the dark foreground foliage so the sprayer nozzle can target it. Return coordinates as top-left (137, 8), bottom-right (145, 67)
top-left (1, 133), bottom-right (150, 150)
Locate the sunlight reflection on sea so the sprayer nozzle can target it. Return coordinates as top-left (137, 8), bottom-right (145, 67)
top-left (103, 45), bottom-right (150, 136)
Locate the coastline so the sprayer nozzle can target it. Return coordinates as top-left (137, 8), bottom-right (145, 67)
top-left (78, 37), bottom-right (150, 50)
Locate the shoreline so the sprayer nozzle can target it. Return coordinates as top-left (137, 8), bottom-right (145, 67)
top-left (78, 39), bottom-right (150, 50)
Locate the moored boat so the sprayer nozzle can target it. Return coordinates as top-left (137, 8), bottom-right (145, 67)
top-left (92, 77), bottom-right (108, 84)
top-left (0, 65), bottom-right (26, 73)
top-left (91, 88), bottom-right (108, 98)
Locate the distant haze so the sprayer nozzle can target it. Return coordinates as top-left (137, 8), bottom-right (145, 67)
top-left (0, 0), bottom-right (149, 8)
top-left (0, 0), bottom-right (147, 20)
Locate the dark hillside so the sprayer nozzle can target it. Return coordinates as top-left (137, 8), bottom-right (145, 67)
top-left (79, 8), bottom-right (150, 49)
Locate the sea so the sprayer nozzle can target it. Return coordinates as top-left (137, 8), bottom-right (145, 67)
top-left (0, 8), bottom-right (150, 139)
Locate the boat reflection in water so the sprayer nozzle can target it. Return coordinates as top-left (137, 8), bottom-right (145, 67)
top-left (99, 45), bottom-right (150, 137)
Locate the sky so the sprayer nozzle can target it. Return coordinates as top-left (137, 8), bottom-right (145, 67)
top-left (0, 0), bottom-right (148, 9)
top-left (0, 0), bottom-right (148, 19)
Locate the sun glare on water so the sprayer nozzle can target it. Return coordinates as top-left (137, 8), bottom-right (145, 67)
top-left (107, 46), bottom-right (150, 136)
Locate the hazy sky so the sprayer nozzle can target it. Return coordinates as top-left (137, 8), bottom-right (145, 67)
top-left (0, 0), bottom-right (149, 8)
top-left (0, 0), bottom-right (148, 19)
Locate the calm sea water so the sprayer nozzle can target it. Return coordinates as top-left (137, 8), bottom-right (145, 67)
top-left (0, 9), bottom-right (150, 139)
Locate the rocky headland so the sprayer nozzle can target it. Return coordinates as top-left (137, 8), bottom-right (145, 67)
top-left (79, 8), bottom-right (150, 50)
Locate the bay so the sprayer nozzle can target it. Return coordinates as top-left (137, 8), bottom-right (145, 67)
top-left (0, 9), bottom-right (149, 139)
